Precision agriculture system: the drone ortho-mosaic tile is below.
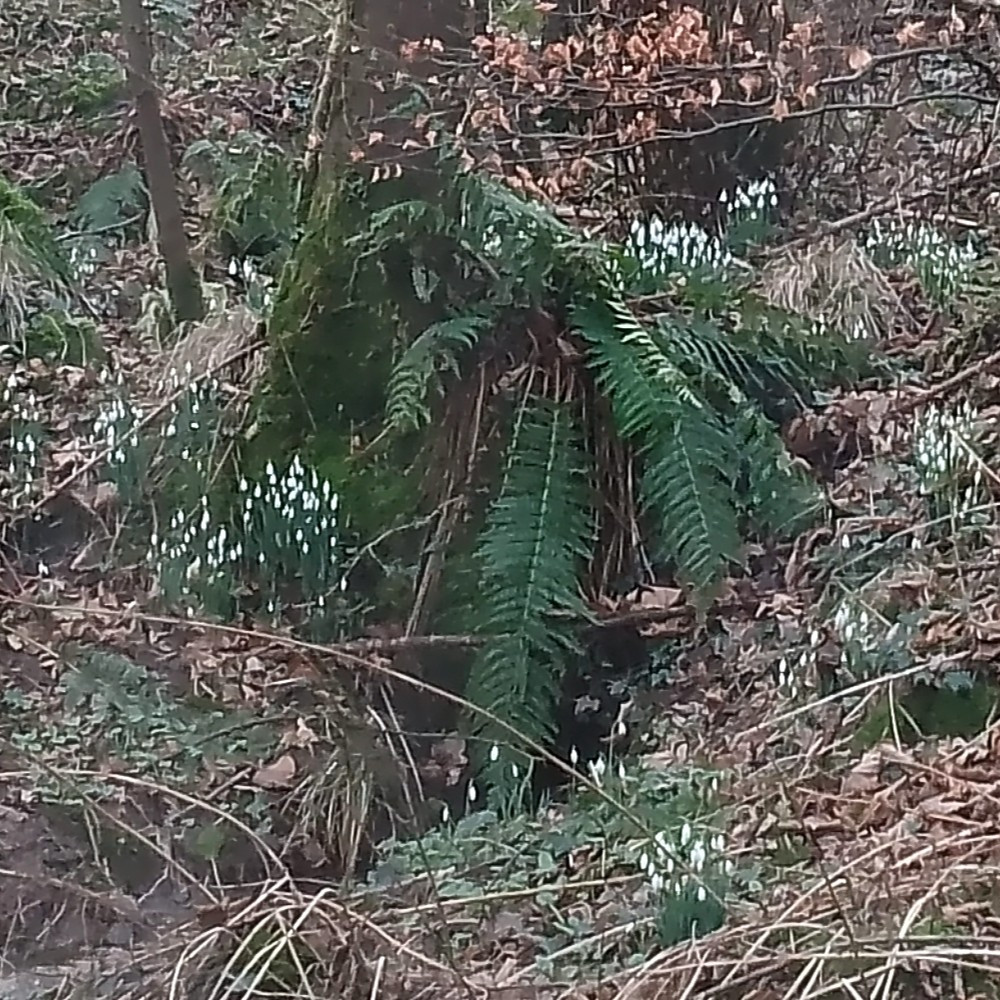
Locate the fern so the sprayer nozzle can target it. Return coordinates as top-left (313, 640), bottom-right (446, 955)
top-left (736, 407), bottom-right (819, 538)
top-left (466, 397), bottom-right (593, 798)
top-left (386, 312), bottom-right (493, 431)
top-left (575, 299), bottom-right (742, 592)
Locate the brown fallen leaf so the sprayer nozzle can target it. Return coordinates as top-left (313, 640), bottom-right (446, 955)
top-left (639, 585), bottom-right (684, 610)
top-left (253, 754), bottom-right (297, 789)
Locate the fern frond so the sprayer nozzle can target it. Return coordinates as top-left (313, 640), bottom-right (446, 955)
top-left (641, 405), bottom-right (743, 593)
top-left (466, 397), bottom-right (593, 795)
top-left (574, 299), bottom-right (742, 592)
top-left (385, 312), bottom-right (492, 432)
top-left (736, 408), bottom-right (820, 539)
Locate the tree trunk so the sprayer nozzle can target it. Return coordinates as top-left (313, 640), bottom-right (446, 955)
top-left (119, 0), bottom-right (204, 324)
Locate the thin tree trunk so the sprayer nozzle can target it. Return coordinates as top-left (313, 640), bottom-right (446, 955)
top-left (119, 0), bottom-right (204, 324)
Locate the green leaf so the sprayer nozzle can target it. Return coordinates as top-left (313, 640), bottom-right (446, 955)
top-left (466, 397), bottom-right (594, 798)
top-left (386, 311), bottom-right (492, 432)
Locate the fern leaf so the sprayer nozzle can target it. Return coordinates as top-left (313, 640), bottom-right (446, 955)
top-left (574, 299), bottom-right (742, 591)
top-left (466, 397), bottom-right (593, 796)
top-left (641, 406), bottom-right (742, 593)
top-left (736, 407), bottom-right (820, 538)
top-left (385, 312), bottom-right (492, 432)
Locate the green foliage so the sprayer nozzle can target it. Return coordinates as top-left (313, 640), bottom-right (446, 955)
top-left (386, 311), bottom-right (494, 432)
top-left (73, 164), bottom-right (148, 236)
top-left (371, 760), bottom-right (735, 972)
top-left (864, 218), bottom-right (978, 307)
top-left (58, 52), bottom-right (126, 117)
top-left (24, 308), bottom-right (104, 365)
top-left (466, 397), bottom-right (593, 795)
top-left (855, 675), bottom-right (1000, 748)
top-left (0, 176), bottom-right (78, 358)
top-left (576, 301), bottom-right (731, 592)
top-left (3, 380), bottom-right (45, 503)
top-left (736, 407), bottom-right (818, 537)
top-left (183, 131), bottom-right (298, 266)
top-left (259, 154), bottom-right (859, 804)
top-left (2, 647), bottom-right (276, 804)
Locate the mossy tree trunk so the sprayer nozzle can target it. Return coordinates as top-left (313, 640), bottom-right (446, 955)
top-left (258, 0), bottom-right (469, 605)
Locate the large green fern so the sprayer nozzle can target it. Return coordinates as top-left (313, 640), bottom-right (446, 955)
top-left (465, 396), bottom-right (593, 797)
top-left (575, 298), bottom-right (743, 593)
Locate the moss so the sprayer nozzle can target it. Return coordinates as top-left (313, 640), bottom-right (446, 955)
top-left (853, 673), bottom-right (999, 749)
top-left (248, 168), bottom-right (443, 619)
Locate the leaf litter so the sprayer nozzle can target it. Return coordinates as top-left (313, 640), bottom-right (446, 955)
top-left (4, 2), bottom-right (1000, 999)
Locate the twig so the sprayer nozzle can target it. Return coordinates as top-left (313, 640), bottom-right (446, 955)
top-left (768, 160), bottom-right (1000, 255)
top-left (893, 347), bottom-right (1000, 414)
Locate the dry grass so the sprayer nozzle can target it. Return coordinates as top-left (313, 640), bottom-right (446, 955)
top-left (759, 238), bottom-right (900, 343)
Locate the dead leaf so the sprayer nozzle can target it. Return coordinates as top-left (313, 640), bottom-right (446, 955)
top-left (253, 754), bottom-right (297, 789)
top-left (282, 718), bottom-right (319, 750)
top-left (842, 748), bottom-right (882, 793)
top-left (772, 95), bottom-right (789, 121)
top-left (639, 586), bottom-right (684, 610)
top-left (896, 20), bottom-right (925, 46)
top-left (845, 46), bottom-right (872, 72)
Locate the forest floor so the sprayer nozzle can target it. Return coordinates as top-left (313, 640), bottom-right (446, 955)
top-left (4, 2), bottom-right (1000, 999)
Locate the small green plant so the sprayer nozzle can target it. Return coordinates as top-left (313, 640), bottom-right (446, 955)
top-left (183, 131), bottom-right (298, 267)
top-left (149, 450), bottom-right (344, 624)
top-left (24, 308), bottom-right (103, 365)
top-left (3, 648), bottom-right (276, 806)
top-left (911, 400), bottom-right (987, 542)
top-left (91, 372), bottom-right (152, 508)
top-left (57, 52), bottom-right (126, 116)
top-left (831, 597), bottom-right (920, 684)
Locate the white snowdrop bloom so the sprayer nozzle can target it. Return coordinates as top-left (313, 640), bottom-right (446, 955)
top-left (680, 822), bottom-right (692, 847)
top-left (569, 745), bottom-right (579, 766)
top-left (467, 782), bottom-right (478, 803)
top-left (696, 885), bottom-right (707, 903)
top-left (489, 744), bottom-right (500, 762)
top-left (511, 761), bottom-right (519, 778)
top-left (617, 761), bottom-right (626, 781)
top-left (689, 840), bottom-right (705, 871)
top-left (655, 831), bottom-right (669, 855)
top-left (640, 851), bottom-right (649, 872)
top-left (442, 803), bottom-right (450, 823)
top-left (651, 872), bottom-right (664, 893)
